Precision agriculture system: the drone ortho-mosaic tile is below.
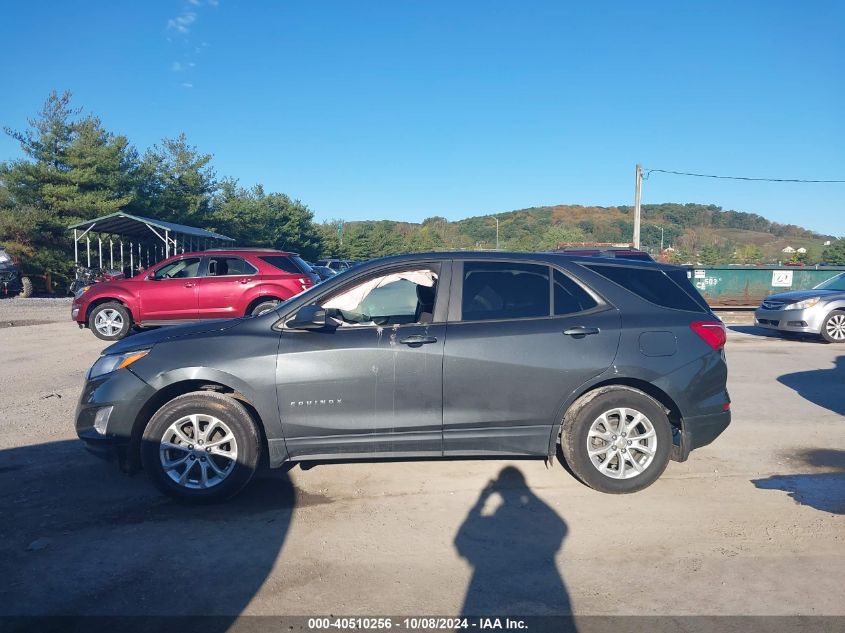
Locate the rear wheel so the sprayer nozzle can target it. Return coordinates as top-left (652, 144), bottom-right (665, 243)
top-left (19, 276), bottom-right (33, 298)
top-left (141, 392), bottom-right (261, 502)
top-left (250, 298), bottom-right (281, 316)
top-left (821, 310), bottom-right (845, 343)
top-left (560, 387), bottom-right (672, 493)
top-left (89, 302), bottom-right (132, 340)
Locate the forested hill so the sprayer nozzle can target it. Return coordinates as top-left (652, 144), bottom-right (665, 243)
top-left (328, 203), bottom-right (836, 265)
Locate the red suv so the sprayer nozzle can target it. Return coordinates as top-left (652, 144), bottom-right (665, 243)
top-left (72, 249), bottom-right (315, 340)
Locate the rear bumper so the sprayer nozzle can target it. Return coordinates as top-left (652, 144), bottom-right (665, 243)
top-left (673, 410), bottom-right (731, 462)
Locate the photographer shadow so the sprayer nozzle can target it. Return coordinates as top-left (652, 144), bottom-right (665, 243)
top-left (454, 466), bottom-right (573, 622)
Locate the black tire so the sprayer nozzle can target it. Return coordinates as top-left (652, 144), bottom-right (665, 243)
top-left (19, 276), bottom-right (33, 298)
top-left (141, 391), bottom-right (261, 503)
top-left (88, 302), bottom-right (132, 341)
top-left (250, 298), bottom-right (281, 316)
top-left (820, 310), bottom-right (845, 344)
top-left (559, 386), bottom-right (672, 494)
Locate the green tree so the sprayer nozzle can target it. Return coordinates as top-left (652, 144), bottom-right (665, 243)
top-left (1, 91), bottom-right (140, 282)
top-left (698, 244), bottom-right (724, 265)
top-left (822, 240), bottom-right (845, 265)
top-left (733, 243), bottom-right (763, 265)
top-left (211, 180), bottom-right (323, 259)
top-left (137, 133), bottom-right (217, 225)
top-left (538, 225), bottom-right (586, 250)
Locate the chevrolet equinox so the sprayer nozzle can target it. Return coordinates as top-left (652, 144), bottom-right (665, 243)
top-left (76, 252), bottom-right (730, 501)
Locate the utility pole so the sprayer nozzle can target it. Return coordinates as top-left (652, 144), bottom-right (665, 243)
top-left (633, 164), bottom-right (643, 249)
top-left (494, 217), bottom-right (500, 250)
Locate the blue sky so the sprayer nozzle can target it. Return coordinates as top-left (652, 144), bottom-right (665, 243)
top-left (1, 1), bottom-right (843, 234)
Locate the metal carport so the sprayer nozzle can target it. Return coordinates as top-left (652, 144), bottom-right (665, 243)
top-left (68, 212), bottom-right (234, 273)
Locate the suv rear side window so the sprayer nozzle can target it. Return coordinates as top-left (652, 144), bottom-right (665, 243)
top-left (207, 257), bottom-right (258, 276)
top-left (462, 262), bottom-right (550, 321)
top-left (666, 269), bottom-right (711, 311)
top-left (584, 264), bottom-right (705, 312)
top-left (554, 269), bottom-right (598, 315)
top-left (260, 255), bottom-right (304, 274)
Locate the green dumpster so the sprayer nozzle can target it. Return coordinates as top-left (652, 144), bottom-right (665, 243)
top-left (682, 266), bottom-right (845, 307)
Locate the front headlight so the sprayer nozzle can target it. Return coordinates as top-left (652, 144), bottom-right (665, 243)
top-left (74, 285), bottom-right (92, 299)
top-left (784, 297), bottom-right (820, 310)
top-left (88, 350), bottom-right (150, 379)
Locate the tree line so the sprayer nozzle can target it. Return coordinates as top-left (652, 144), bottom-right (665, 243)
top-left (0, 91), bottom-right (329, 285)
top-left (2, 92), bottom-right (843, 289)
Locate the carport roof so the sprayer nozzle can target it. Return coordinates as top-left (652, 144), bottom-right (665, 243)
top-left (68, 212), bottom-right (234, 242)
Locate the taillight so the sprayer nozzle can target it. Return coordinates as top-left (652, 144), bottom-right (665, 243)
top-left (690, 320), bottom-right (727, 350)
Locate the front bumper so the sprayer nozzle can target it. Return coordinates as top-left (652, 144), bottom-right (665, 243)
top-left (754, 306), bottom-right (825, 334)
top-left (71, 299), bottom-right (85, 323)
top-left (76, 367), bottom-right (156, 470)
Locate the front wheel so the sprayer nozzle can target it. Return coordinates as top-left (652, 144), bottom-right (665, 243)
top-left (821, 310), bottom-right (845, 343)
top-left (560, 387), bottom-right (672, 494)
top-left (141, 392), bottom-right (261, 502)
top-left (89, 302), bottom-right (132, 340)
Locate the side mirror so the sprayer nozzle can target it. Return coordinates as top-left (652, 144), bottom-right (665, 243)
top-left (145, 273), bottom-right (159, 281)
top-left (288, 305), bottom-right (331, 330)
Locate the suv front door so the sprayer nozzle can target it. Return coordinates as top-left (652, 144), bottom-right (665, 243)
top-left (276, 262), bottom-right (450, 459)
top-left (140, 257), bottom-right (202, 322)
top-left (442, 260), bottom-right (621, 455)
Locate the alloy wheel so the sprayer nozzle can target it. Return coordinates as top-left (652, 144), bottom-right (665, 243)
top-left (159, 413), bottom-right (239, 490)
top-left (586, 407), bottom-right (657, 479)
top-left (825, 314), bottom-right (845, 341)
top-left (94, 309), bottom-right (123, 337)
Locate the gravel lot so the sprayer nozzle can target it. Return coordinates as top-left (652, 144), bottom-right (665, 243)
top-left (0, 297), bottom-right (842, 620)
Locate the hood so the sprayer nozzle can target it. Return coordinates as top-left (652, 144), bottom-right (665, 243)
top-left (104, 318), bottom-right (246, 354)
top-left (763, 289), bottom-right (840, 303)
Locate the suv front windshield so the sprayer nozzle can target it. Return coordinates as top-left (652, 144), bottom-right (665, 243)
top-left (816, 273), bottom-right (845, 292)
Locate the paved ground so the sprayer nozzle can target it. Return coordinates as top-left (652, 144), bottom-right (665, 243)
top-left (0, 297), bottom-right (843, 620)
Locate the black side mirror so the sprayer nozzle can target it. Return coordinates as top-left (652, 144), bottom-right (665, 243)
top-left (288, 305), bottom-right (331, 330)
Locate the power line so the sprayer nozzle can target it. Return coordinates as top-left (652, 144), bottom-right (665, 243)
top-left (643, 168), bottom-right (845, 184)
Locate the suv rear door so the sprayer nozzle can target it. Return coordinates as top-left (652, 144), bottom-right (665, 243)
top-left (442, 259), bottom-right (621, 455)
top-left (197, 255), bottom-right (259, 318)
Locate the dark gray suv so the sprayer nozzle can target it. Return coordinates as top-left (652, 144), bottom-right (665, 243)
top-left (76, 252), bottom-right (730, 501)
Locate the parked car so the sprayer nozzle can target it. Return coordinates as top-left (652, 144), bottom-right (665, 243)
top-left (76, 251), bottom-right (730, 501)
top-left (305, 263), bottom-right (337, 282)
top-left (316, 258), bottom-right (356, 272)
top-left (754, 272), bottom-right (845, 343)
top-left (556, 247), bottom-right (654, 262)
top-left (71, 249), bottom-right (314, 341)
top-left (0, 245), bottom-right (33, 297)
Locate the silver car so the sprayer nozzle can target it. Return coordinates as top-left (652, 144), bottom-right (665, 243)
top-left (755, 272), bottom-right (845, 343)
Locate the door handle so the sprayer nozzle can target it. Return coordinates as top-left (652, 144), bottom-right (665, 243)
top-left (238, 278), bottom-right (252, 284)
top-left (399, 335), bottom-right (438, 346)
top-left (563, 326), bottom-right (600, 337)
top-left (183, 282), bottom-right (194, 288)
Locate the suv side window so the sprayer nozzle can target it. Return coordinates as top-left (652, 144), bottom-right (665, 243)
top-left (153, 257), bottom-right (202, 279)
top-left (584, 264), bottom-right (705, 312)
top-left (461, 262), bottom-right (550, 321)
top-left (554, 268), bottom-right (598, 315)
top-left (207, 257), bottom-right (258, 277)
top-left (322, 268), bottom-right (438, 326)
